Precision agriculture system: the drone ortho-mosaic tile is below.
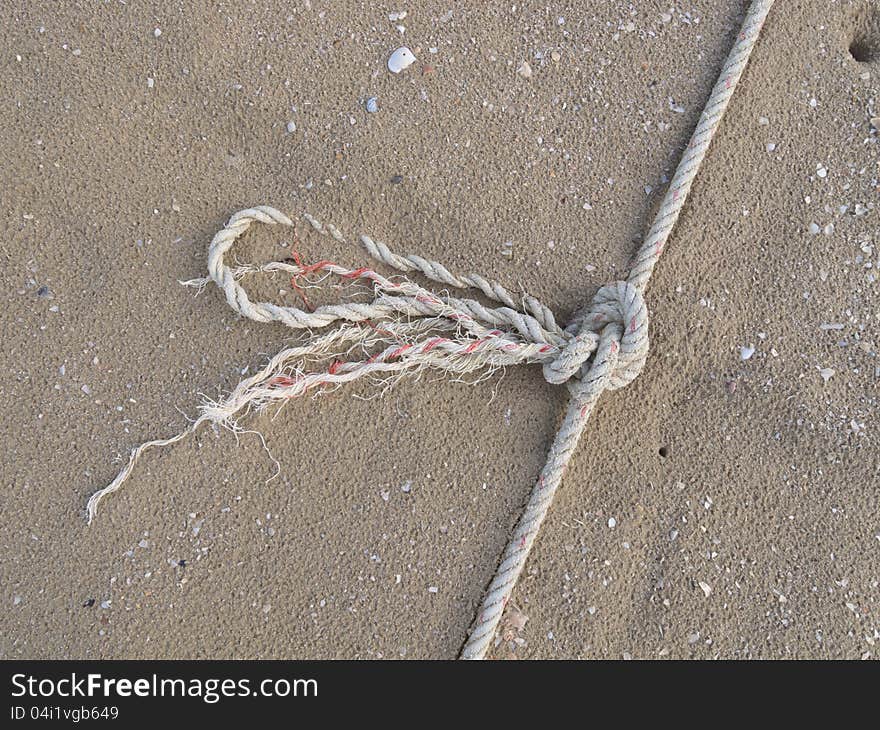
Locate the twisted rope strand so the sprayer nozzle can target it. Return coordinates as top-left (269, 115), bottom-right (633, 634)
top-left (85, 0), bottom-right (774, 660)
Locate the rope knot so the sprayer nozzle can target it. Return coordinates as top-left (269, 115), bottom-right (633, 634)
top-left (542, 280), bottom-right (649, 391)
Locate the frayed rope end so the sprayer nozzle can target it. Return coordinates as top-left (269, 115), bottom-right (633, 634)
top-left (85, 422), bottom-right (203, 524)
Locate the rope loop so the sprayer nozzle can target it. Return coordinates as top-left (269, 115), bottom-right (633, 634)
top-left (543, 280), bottom-right (649, 391)
top-left (584, 281), bottom-right (649, 390)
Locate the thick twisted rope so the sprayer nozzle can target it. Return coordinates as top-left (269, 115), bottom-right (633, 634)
top-left (85, 0), bottom-right (774, 660)
top-left (461, 0), bottom-right (775, 659)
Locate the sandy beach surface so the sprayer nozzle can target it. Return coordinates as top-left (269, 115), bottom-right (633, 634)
top-left (1, 1), bottom-right (877, 659)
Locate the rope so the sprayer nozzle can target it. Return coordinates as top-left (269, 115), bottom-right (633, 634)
top-left (85, 0), bottom-right (775, 660)
top-left (462, 0), bottom-right (775, 660)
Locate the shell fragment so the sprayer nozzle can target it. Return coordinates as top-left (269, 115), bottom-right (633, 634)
top-left (388, 46), bottom-right (416, 74)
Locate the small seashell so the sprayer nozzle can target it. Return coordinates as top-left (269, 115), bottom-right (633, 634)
top-left (740, 345), bottom-right (755, 361)
top-left (516, 60), bottom-right (533, 78)
top-left (365, 96), bottom-right (379, 113)
top-left (388, 46), bottom-right (416, 74)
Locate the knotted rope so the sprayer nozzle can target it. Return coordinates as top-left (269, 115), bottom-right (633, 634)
top-left (86, 0), bottom-right (774, 660)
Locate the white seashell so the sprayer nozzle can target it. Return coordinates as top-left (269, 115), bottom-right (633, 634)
top-left (516, 60), bottom-right (533, 78)
top-left (388, 46), bottom-right (415, 74)
top-left (365, 97), bottom-right (379, 113)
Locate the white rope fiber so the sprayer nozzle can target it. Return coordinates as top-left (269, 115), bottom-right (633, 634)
top-left (86, 0), bottom-right (775, 660)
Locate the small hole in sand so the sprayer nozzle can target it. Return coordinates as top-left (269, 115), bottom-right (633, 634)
top-left (850, 38), bottom-right (879, 62)
top-left (849, 6), bottom-right (880, 63)
top-left (658, 446), bottom-right (669, 458)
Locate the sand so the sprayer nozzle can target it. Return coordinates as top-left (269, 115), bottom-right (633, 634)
top-left (1, 0), bottom-right (877, 660)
